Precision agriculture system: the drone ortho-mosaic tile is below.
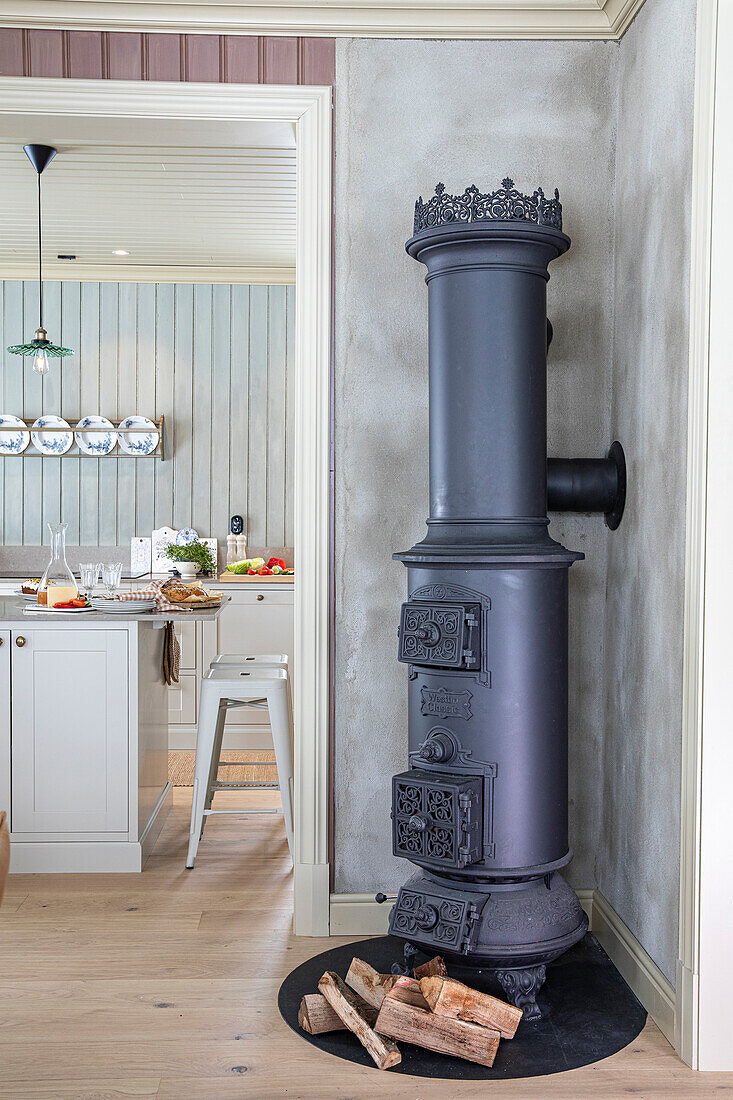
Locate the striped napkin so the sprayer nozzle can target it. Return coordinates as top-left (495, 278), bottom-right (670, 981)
top-left (104, 582), bottom-right (193, 613)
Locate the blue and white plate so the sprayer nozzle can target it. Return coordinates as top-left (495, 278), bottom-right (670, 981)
top-left (0, 414), bottom-right (30, 455)
top-left (175, 528), bottom-right (199, 546)
top-left (75, 415), bottom-right (117, 455)
top-left (31, 415), bottom-right (73, 455)
top-left (118, 415), bottom-right (159, 456)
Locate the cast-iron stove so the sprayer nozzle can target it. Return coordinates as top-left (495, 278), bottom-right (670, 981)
top-left (381, 179), bottom-right (626, 1019)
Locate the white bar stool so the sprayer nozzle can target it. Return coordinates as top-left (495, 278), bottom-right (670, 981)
top-left (186, 666), bottom-right (294, 869)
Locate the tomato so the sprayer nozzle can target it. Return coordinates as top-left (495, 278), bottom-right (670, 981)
top-left (257, 566), bottom-right (274, 575)
top-left (71, 598), bottom-right (87, 607)
top-left (247, 568), bottom-right (258, 575)
top-left (53, 601), bottom-right (72, 609)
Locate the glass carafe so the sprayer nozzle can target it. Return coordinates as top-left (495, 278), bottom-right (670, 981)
top-left (37, 522), bottom-right (78, 606)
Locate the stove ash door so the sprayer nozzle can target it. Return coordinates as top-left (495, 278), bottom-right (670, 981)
top-left (392, 768), bottom-right (483, 870)
top-left (398, 600), bottom-right (481, 671)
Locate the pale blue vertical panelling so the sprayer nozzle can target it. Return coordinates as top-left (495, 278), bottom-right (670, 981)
top-left (0, 281), bottom-right (294, 548)
top-left (116, 282), bottom-right (137, 544)
top-left (154, 283), bottom-right (174, 528)
top-left (229, 284), bottom-right (250, 534)
top-left (136, 284), bottom-right (156, 537)
top-left (267, 285), bottom-right (287, 546)
top-left (3, 284), bottom-right (25, 545)
top-left (79, 282), bottom-right (101, 545)
top-left (284, 284), bottom-right (296, 547)
top-left (211, 284), bottom-right (232, 540)
top-left (191, 285), bottom-right (213, 537)
top-left (172, 284), bottom-right (194, 532)
top-left (97, 283), bottom-right (119, 546)
top-left (60, 283), bottom-right (82, 545)
top-left (23, 282), bottom-right (43, 544)
top-left (40, 283), bottom-right (63, 536)
top-left (3, 283), bottom-right (24, 545)
top-left (248, 285), bottom-right (269, 546)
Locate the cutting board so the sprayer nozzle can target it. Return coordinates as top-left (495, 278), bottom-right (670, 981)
top-left (217, 573), bottom-right (294, 583)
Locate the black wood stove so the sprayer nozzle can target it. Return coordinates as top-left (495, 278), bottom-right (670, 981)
top-left (382, 180), bottom-right (626, 1020)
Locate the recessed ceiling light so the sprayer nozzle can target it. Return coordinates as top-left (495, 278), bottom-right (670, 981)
top-left (112, 249), bottom-right (130, 256)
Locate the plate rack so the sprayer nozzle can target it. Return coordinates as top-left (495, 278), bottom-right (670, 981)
top-left (0, 416), bottom-right (166, 460)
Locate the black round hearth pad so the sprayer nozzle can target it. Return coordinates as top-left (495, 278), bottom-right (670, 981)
top-left (278, 933), bottom-right (646, 1080)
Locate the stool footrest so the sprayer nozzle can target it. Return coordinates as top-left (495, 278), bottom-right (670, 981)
top-left (212, 780), bottom-right (280, 790)
top-left (216, 760), bottom-right (277, 768)
top-left (203, 808), bottom-right (282, 816)
top-left (219, 699), bottom-right (268, 710)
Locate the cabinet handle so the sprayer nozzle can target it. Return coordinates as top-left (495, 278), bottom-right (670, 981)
top-left (257, 594), bottom-right (264, 601)
top-left (15, 636), bottom-right (26, 647)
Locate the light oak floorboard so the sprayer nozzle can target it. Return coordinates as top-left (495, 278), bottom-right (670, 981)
top-left (0, 789), bottom-right (729, 1098)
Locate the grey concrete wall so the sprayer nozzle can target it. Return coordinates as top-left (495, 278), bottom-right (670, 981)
top-left (600, 0), bottom-right (696, 985)
top-left (334, 38), bottom-right (618, 895)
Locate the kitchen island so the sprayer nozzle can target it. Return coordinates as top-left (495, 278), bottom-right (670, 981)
top-left (0, 596), bottom-right (226, 873)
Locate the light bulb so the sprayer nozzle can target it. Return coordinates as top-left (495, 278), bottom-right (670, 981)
top-left (32, 348), bottom-right (50, 375)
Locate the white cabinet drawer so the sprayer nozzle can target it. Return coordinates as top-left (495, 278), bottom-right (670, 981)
top-left (168, 672), bottom-right (197, 726)
top-left (10, 629), bottom-right (129, 834)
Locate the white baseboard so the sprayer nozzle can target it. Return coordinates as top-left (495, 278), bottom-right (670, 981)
top-left (169, 727), bottom-right (274, 751)
top-left (330, 892), bottom-right (391, 935)
top-left (328, 887), bottom-right (676, 1047)
top-left (592, 889), bottom-right (676, 1047)
top-left (294, 861), bottom-right (331, 937)
top-left (140, 781), bottom-right (172, 867)
top-left (9, 840), bottom-right (145, 873)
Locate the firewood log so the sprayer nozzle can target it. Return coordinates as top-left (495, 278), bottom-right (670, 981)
top-left (376, 991), bottom-right (500, 1068)
top-left (345, 957), bottom-right (391, 1009)
top-left (413, 955), bottom-right (448, 980)
top-left (419, 976), bottom-right (523, 1039)
top-left (385, 975), bottom-right (430, 1010)
top-left (318, 971), bottom-right (402, 1070)
top-left (298, 992), bottom-right (377, 1034)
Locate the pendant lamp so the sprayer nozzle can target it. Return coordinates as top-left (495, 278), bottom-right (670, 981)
top-left (6, 145), bottom-right (73, 374)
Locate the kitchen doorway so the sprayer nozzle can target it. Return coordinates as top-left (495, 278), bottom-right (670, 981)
top-left (0, 77), bottom-right (332, 935)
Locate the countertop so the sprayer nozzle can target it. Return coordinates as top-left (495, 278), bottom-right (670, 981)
top-left (0, 572), bottom-right (293, 587)
top-left (0, 596), bottom-right (228, 623)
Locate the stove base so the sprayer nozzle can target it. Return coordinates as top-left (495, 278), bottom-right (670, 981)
top-left (388, 870), bottom-right (588, 1019)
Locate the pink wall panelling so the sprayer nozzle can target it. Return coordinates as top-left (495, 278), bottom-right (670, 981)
top-left (0, 29), bottom-right (335, 84)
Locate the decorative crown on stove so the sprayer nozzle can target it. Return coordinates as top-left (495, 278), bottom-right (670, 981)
top-left (413, 178), bottom-right (563, 235)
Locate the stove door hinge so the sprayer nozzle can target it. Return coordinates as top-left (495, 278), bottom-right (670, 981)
top-left (459, 903), bottom-right (481, 954)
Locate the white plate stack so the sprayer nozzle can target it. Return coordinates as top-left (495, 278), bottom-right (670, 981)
top-left (90, 596), bottom-right (157, 613)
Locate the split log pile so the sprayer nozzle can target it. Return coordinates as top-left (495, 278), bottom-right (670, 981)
top-left (297, 955), bottom-right (523, 1071)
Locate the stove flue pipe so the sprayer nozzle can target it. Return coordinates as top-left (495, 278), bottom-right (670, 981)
top-left (548, 442), bottom-right (626, 530)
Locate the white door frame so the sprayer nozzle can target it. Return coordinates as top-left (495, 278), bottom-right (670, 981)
top-left (678, 0), bottom-right (733, 1071)
top-left (0, 76), bottom-right (333, 936)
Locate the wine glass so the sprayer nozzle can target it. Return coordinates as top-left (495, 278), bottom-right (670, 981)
top-left (78, 562), bottom-right (100, 599)
top-left (101, 561), bottom-right (123, 598)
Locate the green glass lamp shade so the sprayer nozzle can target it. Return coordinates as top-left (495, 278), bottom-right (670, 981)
top-left (7, 339), bottom-right (74, 358)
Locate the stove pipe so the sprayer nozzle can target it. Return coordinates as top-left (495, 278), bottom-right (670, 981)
top-left (384, 180), bottom-right (625, 1019)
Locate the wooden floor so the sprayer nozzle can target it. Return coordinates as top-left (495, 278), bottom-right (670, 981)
top-left (1, 789), bottom-right (730, 1099)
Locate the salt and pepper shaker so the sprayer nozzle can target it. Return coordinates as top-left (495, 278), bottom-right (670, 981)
top-left (229, 515), bottom-right (246, 564)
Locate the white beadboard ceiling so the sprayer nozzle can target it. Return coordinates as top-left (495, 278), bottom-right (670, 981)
top-left (0, 114), bottom-right (296, 283)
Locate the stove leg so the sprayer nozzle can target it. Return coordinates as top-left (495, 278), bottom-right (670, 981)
top-left (495, 964), bottom-right (547, 1021)
top-left (390, 941), bottom-right (420, 976)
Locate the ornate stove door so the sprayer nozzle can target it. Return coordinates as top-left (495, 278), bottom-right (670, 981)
top-left (398, 600), bottom-right (481, 671)
top-left (391, 768), bottom-right (483, 870)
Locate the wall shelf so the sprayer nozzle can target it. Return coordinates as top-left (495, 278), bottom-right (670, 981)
top-left (0, 416), bottom-right (166, 461)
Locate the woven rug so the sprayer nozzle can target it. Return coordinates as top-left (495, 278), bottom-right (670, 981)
top-left (168, 750), bottom-right (277, 786)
